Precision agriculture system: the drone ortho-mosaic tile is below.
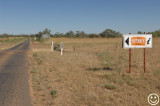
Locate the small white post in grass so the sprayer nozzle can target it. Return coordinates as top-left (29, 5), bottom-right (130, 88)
top-left (61, 42), bottom-right (63, 56)
top-left (51, 41), bottom-right (54, 51)
top-left (34, 37), bottom-right (37, 41)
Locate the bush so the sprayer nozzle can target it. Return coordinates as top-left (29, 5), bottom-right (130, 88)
top-left (50, 90), bottom-right (58, 97)
top-left (100, 29), bottom-right (122, 38)
top-left (104, 84), bottom-right (116, 90)
top-left (154, 70), bottom-right (160, 76)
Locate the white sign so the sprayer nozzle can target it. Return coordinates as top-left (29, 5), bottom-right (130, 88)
top-left (122, 34), bottom-right (152, 48)
top-left (61, 43), bottom-right (63, 49)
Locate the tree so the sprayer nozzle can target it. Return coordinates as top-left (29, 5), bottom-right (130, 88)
top-left (65, 31), bottom-right (75, 38)
top-left (1, 33), bottom-right (10, 38)
top-left (152, 29), bottom-right (160, 37)
top-left (88, 33), bottom-right (98, 38)
top-left (43, 28), bottom-right (51, 34)
top-left (53, 32), bottom-right (65, 38)
top-left (36, 31), bottom-right (42, 40)
top-left (35, 28), bottom-right (51, 40)
top-left (100, 29), bottom-right (121, 38)
top-left (75, 31), bottom-right (86, 38)
top-left (137, 31), bottom-right (143, 34)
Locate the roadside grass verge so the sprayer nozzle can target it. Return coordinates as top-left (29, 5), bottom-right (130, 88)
top-left (0, 37), bottom-right (27, 50)
top-left (29, 38), bottom-right (160, 106)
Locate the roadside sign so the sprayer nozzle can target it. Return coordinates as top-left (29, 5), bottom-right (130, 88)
top-left (123, 34), bottom-right (152, 48)
top-left (61, 43), bottom-right (63, 49)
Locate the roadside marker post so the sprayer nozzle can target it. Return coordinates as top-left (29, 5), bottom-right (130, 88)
top-left (51, 41), bottom-right (54, 51)
top-left (34, 37), bottom-right (37, 41)
top-left (61, 42), bottom-right (63, 56)
top-left (122, 33), bottom-right (152, 73)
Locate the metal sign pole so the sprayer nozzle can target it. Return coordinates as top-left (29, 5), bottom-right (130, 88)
top-left (144, 32), bottom-right (146, 72)
top-left (129, 48), bottom-right (131, 73)
top-left (129, 33), bottom-right (131, 73)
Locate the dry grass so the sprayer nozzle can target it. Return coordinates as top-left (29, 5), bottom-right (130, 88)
top-left (0, 37), bottom-right (26, 50)
top-left (29, 37), bottom-right (160, 106)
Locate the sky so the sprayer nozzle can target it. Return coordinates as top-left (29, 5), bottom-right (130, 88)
top-left (0, 0), bottom-right (160, 35)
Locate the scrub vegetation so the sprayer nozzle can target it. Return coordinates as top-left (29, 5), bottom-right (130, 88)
top-left (0, 37), bottom-right (26, 50)
top-left (29, 37), bottom-right (160, 106)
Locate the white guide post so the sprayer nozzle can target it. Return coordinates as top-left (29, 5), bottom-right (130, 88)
top-left (61, 42), bottom-right (63, 56)
top-left (51, 41), bottom-right (53, 51)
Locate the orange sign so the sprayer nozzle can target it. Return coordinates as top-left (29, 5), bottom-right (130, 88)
top-left (131, 37), bottom-right (146, 46)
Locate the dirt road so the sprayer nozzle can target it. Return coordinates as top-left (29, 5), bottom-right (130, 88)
top-left (0, 40), bottom-right (32, 106)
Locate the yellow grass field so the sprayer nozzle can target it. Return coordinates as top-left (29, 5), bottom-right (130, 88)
top-left (0, 37), bottom-right (26, 50)
top-left (29, 38), bottom-right (160, 106)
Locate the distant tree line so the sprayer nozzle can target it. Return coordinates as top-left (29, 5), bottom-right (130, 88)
top-left (29, 28), bottom-right (122, 38)
top-left (33, 28), bottom-right (51, 41)
top-left (137, 30), bottom-right (160, 37)
top-left (1, 28), bottom-right (160, 38)
top-left (52, 29), bottom-right (122, 38)
top-left (0, 33), bottom-right (29, 38)
top-left (52, 29), bottom-right (160, 38)
top-left (151, 29), bottom-right (160, 37)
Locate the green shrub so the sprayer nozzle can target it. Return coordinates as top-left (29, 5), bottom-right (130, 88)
top-left (50, 90), bottom-right (58, 97)
top-left (104, 84), bottom-right (116, 90)
top-left (154, 70), bottom-right (160, 76)
top-left (33, 52), bottom-right (38, 57)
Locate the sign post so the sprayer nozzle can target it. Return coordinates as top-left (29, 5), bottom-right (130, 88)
top-left (144, 32), bottom-right (146, 72)
top-left (123, 34), bottom-right (152, 73)
top-left (129, 48), bottom-right (131, 73)
top-left (129, 33), bottom-right (131, 73)
top-left (61, 42), bottom-right (63, 56)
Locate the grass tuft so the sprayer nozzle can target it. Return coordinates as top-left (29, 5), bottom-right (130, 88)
top-left (30, 70), bottom-right (36, 73)
top-left (33, 52), bottom-right (38, 57)
top-left (104, 74), bottom-right (114, 82)
top-left (104, 84), bottom-right (116, 90)
top-left (154, 70), bottom-right (160, 76)
top-left (50, 90), bottom-right (58, 97)
top-left (122, 75), bottom-right (134, 86)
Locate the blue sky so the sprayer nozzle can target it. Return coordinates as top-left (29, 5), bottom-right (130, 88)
top-left (0, 0), bottom-right (160, 34)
